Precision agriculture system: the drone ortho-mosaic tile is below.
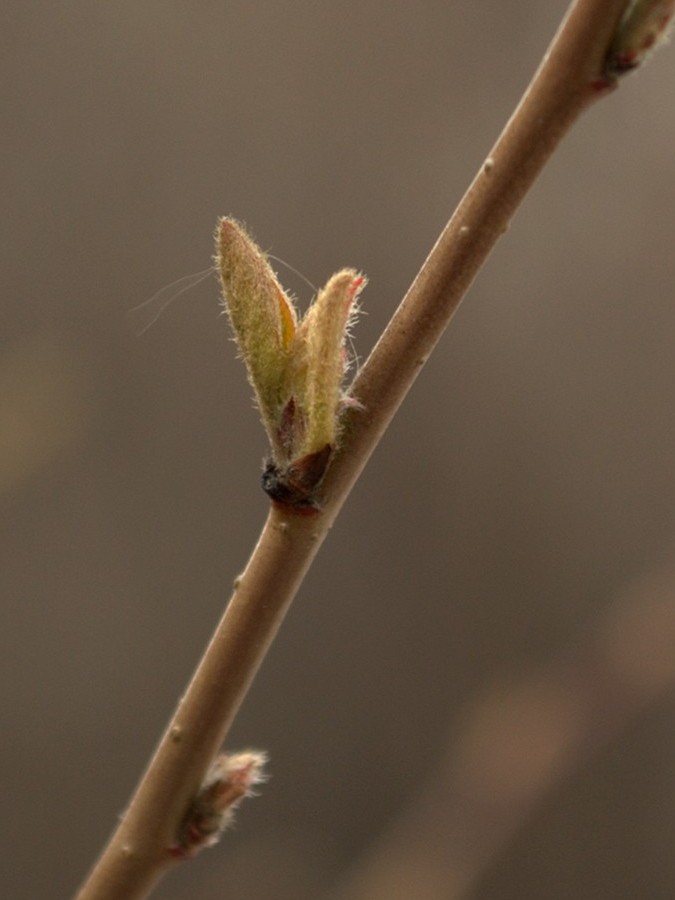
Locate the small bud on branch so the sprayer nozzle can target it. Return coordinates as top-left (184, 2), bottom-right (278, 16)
top-left (169, 751), bottom-right (267, 859)
top-left (606, 0), bottom-right (675, 73)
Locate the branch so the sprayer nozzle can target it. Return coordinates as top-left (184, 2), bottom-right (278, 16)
top-left (75, 1), bottom-right (664, 897)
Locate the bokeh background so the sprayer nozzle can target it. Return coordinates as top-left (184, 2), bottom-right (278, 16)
top-left (4, 3), bottom-right (675, 898)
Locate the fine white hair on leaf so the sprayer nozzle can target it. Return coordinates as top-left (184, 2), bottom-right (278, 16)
top-left (268, 253), bottom-right (317, 297)
top-left (128, 265), bottom-right (216, 336)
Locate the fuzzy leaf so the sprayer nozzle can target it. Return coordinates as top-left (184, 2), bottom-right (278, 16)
top-left (216, 218), bottom-right (297, 459)
top-left (295, 270), bottom-right (366, 455)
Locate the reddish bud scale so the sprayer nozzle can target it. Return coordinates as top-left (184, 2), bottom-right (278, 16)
top-left (262, 444), bottom-right (333, 510)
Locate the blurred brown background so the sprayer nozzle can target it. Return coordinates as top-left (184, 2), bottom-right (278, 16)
top-left (3, 2), bottom-right (675, 898)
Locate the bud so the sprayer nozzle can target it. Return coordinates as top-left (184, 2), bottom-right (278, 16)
top-left (170, 750), bottom-right (267, 859)
top-left (606, 0), bottom-right (675, 74)
top-left (216, 218), bottom-right (366, 508)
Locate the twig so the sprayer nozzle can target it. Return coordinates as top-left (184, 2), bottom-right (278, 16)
top-left (75, 2), bottom-right (656, 897)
